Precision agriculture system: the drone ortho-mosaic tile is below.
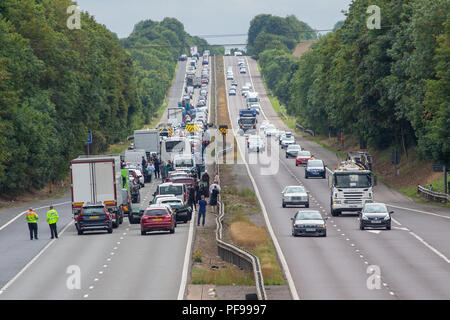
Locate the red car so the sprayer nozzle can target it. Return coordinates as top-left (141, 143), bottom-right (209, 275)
top-left (141, 205), bottom-right (175, 235)
top-left (296, 151), bottom-right (313, 166)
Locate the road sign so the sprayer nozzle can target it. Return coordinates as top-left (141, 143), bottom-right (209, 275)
top-left (87, 130), bottom-right (92, 144)
top-left (219, 125), bottom-right (228, 135)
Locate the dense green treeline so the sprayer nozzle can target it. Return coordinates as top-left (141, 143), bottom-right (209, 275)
top-left (0, 0), bottom-right (215, 195)
top-left (252, 1), bottom-right (449, 166)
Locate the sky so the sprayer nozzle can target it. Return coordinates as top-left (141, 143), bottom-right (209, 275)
top-left (75, 0), bottom-right (353, 45)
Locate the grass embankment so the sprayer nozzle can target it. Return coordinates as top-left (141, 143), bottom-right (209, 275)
top-left (221, 181), bottom-right (285, 285)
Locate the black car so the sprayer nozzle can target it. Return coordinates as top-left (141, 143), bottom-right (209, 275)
top-left (360, 203), bottom-right (393, 230)
top-left (305, 159), bottom-right (326, 179)
top-left (128, 205), bottom-right (144, 224)
top-left (291, 210), bottom-right (327, 237)
top-left (75, 204), bottom-right (113, 235)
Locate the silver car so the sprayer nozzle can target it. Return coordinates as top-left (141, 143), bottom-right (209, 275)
top-left (281, 185), bottom-right (309, 208)
top-left (291, 210), bottom-right (327, 237)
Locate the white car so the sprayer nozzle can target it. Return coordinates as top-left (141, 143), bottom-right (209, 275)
top-left (226, 72), bottom-right (234, 80)
top-left (248, 136), bottom-right (265, 152)
top-left (240, 67), bottom-right (247, 74)
top-left (241, 86), bottom-right (250, 97)
top-left (276, 130), bottom-right (285, 140)
top-left (245, 82), bottom-right (253, 91)
top-left (265, 124), bottom-right (277, 136)
top-left (281, 135), bottom-right (296, 149)
top-left (127, 168), bottom-right (145, 187)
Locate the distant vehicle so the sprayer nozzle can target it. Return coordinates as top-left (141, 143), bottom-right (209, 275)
top-left (286, 144), bottom-right (302, 158)
top-left (128, 143), bottom-right (135, 150)
top-left (296, 150), bottom-right (313, 166)
top-left (140, 205), bottom-right (175, 235)
top-left (134, 129), bottom-right (160, 156)
top-left (229, 88), bottom-right (237, 96)
top-left (281, 185), bottom-right (309, 208)
top-left (234, 51), bottom-right (242, 56)
top-left (194, 77), bottom-right (202, 88)
top-left (155, 182), bottom-right (188, 204)
top-left (246, 92), bottom-right (260, 114)
top-left (359, 203), bottom-right (393, 230)
top-left (291, 210), bottom-right (327, 237)
top-left (305, 159), bottom-right (326, 179)
top-left (248, 135), bottom-right (265, 152)
top-left (128, 204), bottom-right (144, 224)
top-left (226, 72), bottom-right (234, 80)
top-left (259, 121), bottom-right (270, 132)
top-left (276, 130), bottom-right (285, 142)
top-left (225, 49), bottom-right (231, 56)
top-left (179, 54), bottom-right (187, 61)
top-left (240, 67), bottom-right (247, 74)
top-left (238, 109), bottom-right (257, 133)
top-left (241, 86), bottom-right (250, 97)
top-left (126, 167), bottom-right (145, 187)
top-left (75, 203), bottom-right (113, 235)
top-left (160, 137), bottom-right (192, 163)
top-left (231, 80), bottom-right (238, 87)
top-left (281, 135), bottom-right (295, 149)
top-left (265, 124), bottom-right (277, 136)
top-left (245, 82), bottom-right (253, 91)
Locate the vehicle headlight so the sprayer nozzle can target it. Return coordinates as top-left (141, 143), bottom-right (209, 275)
top-left (383, 215), bottom-right (390, 220)
top-left (362, 215), bottom-right (369, 220)
top-left (333, 201), bottom-right (341, 204)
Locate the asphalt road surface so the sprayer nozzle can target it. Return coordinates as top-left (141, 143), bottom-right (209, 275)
top-left (0, 60), bottom-right (203, 300)
top-left (224, 55), bottom-right (450, 300)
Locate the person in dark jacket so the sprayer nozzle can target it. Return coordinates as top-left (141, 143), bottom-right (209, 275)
top-left (141, 156), bottom-right (147, 169)
top-left (187, 186), bottom-right (196, 210)
top-left (153, 156), bottom-right (160, 179)
top-left (209, 185), bottom-right (219, 214)
top-left (160, 161), bottom-right (167, 182)
top-left (201, 171), bottom-right (210, 197)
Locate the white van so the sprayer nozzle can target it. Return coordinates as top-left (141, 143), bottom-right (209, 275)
top-left (160, 137), bottom-right (192, 163)
top-left (173, 154), bottom-right (196, 174)
top-left (124, 149), bottom-right (146, 166)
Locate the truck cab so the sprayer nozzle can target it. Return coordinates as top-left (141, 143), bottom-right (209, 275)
top-left (246, 92), bottom-right (260, 114)
top-left (238, 109), bottom-right (257, 133)
top-left (329, 160), bottom-right (376, 216)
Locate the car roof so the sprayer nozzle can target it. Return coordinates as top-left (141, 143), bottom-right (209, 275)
top-left (157, 197), bottom-right (180, 202)
top-left (146, 204), bottom-right (170, 210)
top-left (159, 182), bottom-right (185, 187)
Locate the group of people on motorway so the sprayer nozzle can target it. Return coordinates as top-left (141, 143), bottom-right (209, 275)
top-left (25, 205), bottom-right (59, 240)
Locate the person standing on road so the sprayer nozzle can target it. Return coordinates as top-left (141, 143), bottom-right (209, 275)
top-left (198, 195), bottom-right (207, 227)
top-left (188, 186), bottom-right (196, 210)
top-left (26, 208), bottom-right (39, 240)
top-left (46, 205), bottom-right (59, 239)
top-left (160, 161), bottom-right (167, 182)
top-left (146, 161), bottom-right (154, 183)
top-left (154, 156), bottom-right (160, 179)
top-left (201, 171), bottom-right (210, 197)
top-left (141, 156), bottom-right (147, 169)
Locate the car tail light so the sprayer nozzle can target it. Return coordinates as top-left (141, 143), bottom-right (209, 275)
top-left (77, 210), bottom-right (83, 221)
top-left (105, 209), bottom-right (111, 220)
top-left (253, 125), bottom-right (256, 129)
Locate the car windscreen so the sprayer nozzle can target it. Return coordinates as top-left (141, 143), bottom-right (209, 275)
top-left (287, 145), bottom-right (301, 150)
top-left (335, 173), bottom-right (371, 188)
top-left (144, 209), bottom-right (168, 216)
top-left (159, 185), bottom-right (183, 195)
top-left (82, 207), bottom-right (105, 215)
top-left (247, 98), bottom-right (258, 103)
top-left (296, 211), bottom-right (322, 220)
top-left (298, 151), bottom-right (311, 157)
top-left (239, 118), bottom-right (256, 124)
top-left (307, 160), bottom-right (323, 167)
top-left (364, 204), bottom-right (387, 213)
top-left (175, 159), bottom-right (193, 167)
top-left (285, 187), bottom-right (305, 194)
top-left (165, 140), bottom-right (185, 153)
top-left (162, 201), bottom-right (183, 208)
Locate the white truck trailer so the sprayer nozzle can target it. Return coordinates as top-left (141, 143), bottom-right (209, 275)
top-left (70, 155), bottom-right (124, 227)
top-left (167, 107), bottom-right (184, 127)
top-left (134, 129), bottom-right (160, 155)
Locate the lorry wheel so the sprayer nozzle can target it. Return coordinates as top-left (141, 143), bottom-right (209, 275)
top-left (331, 209), bottom-right (339, 217)
top-left (305, 203), bottom-right (309, 208)
top-left (360, 223), bottom-right (364, 230)
top-left (282, 202), bottom-right (286, 208)
top-left (170, 228), bottom-right (175, 234)
top-left (141, 230), bottom-right (146, 236)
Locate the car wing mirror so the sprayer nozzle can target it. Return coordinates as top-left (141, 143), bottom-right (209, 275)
top-left (389, 211), bottom-right (394, 214)
top-left (324, 217), bottom-right (328, 220)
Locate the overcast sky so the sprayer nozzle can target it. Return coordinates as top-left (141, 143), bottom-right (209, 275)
top-left (75, 0), bottom-right (352, 44)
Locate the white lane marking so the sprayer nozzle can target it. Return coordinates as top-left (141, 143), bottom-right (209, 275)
top-left (177, 210), bottom-right (196, 300)
top-left (393, 226), bottom-right (410, 231)
top-left (0, 200), bottom-right (71, 231)
top-left (391, 217), bottom-right (402, 226)
top-left (0, 220), bottom-right (73, 294)
top-left (408, 231), bottom-right (449, 264)
top-left (224, 56), bottom-right (299, 300)
top-left (366, 230), bottom-right (381, 234)
top-left (387, 204), bottom-right (450, 220)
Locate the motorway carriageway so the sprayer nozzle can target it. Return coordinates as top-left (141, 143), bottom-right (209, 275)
top-left (0, 58), bottom-right (210, 300)
top-left (224, 55), bottom-right (450, 300)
